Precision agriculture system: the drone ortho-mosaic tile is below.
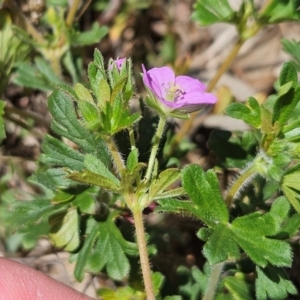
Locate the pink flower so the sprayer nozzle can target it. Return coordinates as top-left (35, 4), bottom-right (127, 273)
top-left (142, 65), bottom-right (216, 116)
top-left (110, 58), bottom-right (126, 71)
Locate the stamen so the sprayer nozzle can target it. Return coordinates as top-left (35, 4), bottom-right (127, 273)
top-left (163, 82), bottom-right (184, 102)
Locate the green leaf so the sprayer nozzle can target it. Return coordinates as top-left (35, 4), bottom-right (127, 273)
top-left (126, 148), bottom-right (139, 173)
top-left (260, 105), bottom-right (273, 135)
top-left (49, 208), bottom-right (80, 252)
top-left (84, 154), bottom-right (120, 186)
top-left (280, 213), bottom-right (300, 238)
top-left (0, 100), bottom-right (6, 140)
top-left (225, 99), bottom-right (260, 128)
top-left (40, 135), bottom-right (85, 171)
top-left (269, 196), bottom-right (290, 223)
top-left (182, 165), bottom-right (228, 227)
top-left (19, 219), bottom-right (50, 250)
top-left (152, 187), bottom-right (186, 200)
top-left (196, 209), bottom-right (292, 267)
top-left (255, 266), bottom-right (297, 300)
top-left (48, 89), bottom-right (96, 152)
top-left (259, 0), bottom-right (300, 23)
top-left (78, 101), bottom-right (100, 129)
top-left (203, 223), bottom-right (240, 264)
top-left (192, 0), bottom-right (236, 26)
top-left (29, 168), bottom-right (75, 192)
top-left (223, 276), bottom-right (253, 300)
top-left (149, 168), bottom-right (181, 198)
top-left (88, 51), bottom-right (110, 109)
top-left (73, 191), bottom-right (96, 214)
top-left (96, 79), bottom-right (111, 109)
top-left (152, 272), bottom-right (165, 296)
top-left (273, 63), bottom-right (300, 127)
top-left (62, 50), bottom-right (80, 84)
top-left (71, 22), bottom-right (108, 46)
top-left (156, 198), bottom-right (201, 218)
top-left (231, 213), bottom-right (292, 267)
top-left (97, 286), bottom-right (145, 299)
top-left (279, 61), bottom-right (298, 88)
top-left (67, 169), bottom-right (120, 192)
top-left (52, 190), bottom-right (75, 204)
top-left (13, 61), bottom-right (54, 91)
top-left (110, 97), bottom-right (141, 133)
top-left (74, 83), bottom-right (94, 103)
top-left (74, 217), bottom-right (137, 282)
top-left (35, 57), bottom-right (62, 86)
top-left (48, 88), bottom-right (110, 164)
top-left (110, 76), bottom-right (128, 102)
top-left (281, 39), bottom-right (300, 71)
top-left (282, 172), bottom-right (300, 214)
top-left (8, 199), bottom-right (53, 230)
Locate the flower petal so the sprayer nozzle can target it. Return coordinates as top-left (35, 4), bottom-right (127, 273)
top-left (179, 91), bottom-right (217, 105)
top-left (175, 76), bottom-right (206, 93)
top-left (142, 65), bottom-right (175, 99)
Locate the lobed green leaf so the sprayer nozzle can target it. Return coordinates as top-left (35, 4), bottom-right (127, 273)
top-left (255, 266), bottom-right (297, 300)
top-left (192, 0), bottom-right (236, 26)
top-left (49, 208), bottom-right (80, 252)
top-left (74, 217), bottom-right (137, 282)
top-left (182, 165), bottom-right (228, 227)
top-left (40, 134), bottom-right (85, 171)
top-left (225, 100), bottom-right (261, 128)
top-left (9, 199), bottom-right (54, 230)
top-left (203, 223), bottom-right (240, 264)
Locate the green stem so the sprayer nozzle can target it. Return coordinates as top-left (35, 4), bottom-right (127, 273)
top-left (131, 206), bottom-right (155, 300)
top-left (203, 263), bottom-right (224, 300)
top-left (105, 137), bottom-right (125, 175)
top-left (206, 38), bottom-right (244, 92)
top-left (66, 0), bottom-right (81, 28)
top-left (128, 127), bottom-right (136, 151)
top-left (144, 116), bottom-right (166, 182)
top-left (225, 163), bottom-right (257, 207)
top-left (104, 135), bottom-right (154, 298)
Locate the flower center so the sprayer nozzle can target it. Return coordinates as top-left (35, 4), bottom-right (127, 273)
top-left (164, 83), bottom-right (184, 102)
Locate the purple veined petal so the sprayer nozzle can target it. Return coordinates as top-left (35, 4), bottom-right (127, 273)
top-left (159, 91), bottom-right (216, 110)
top-left (142, 64), bottom-right (217, 116)
top-left (177, 91), bottom-right (217, 105)
top-left (175, 76), bottom-right (207, 93)
top-left (142, 65), bottom-right (175, 99)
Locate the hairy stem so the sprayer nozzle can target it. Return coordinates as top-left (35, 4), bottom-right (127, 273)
top-left (225, 163), bottom-right (257, 207)
top-left (166, 38), bottom-right (245, 157)
top-left (203, 263), bottom-right (224, 300)
top-left (105, 137), bottom-right (125, 175)
top-left (144, 116), bottom-right (166, 182)
top-left (132, 206), bottom-right (155, 300)
top-left (128, 127), bottom-right (136, 151)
